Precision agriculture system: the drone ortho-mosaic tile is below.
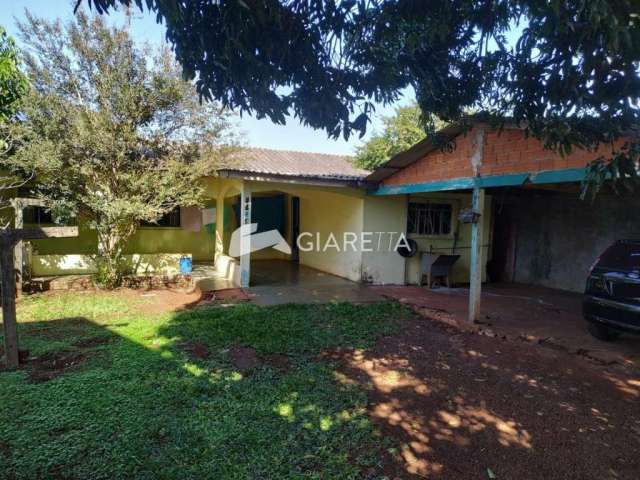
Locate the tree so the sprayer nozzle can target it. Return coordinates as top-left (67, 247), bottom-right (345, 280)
top-left (80, 2), bottom-right (639, 157)
top-left (81, 1), bottom-right (640, 194)
top-left (354, 103), bottom-right (447, 170)
top-left (0, 26), bottom-right (29, 228)
top-left (4, 11), bottom-right (239, 288)
top-left (0, 27), bottom-right (28, 124)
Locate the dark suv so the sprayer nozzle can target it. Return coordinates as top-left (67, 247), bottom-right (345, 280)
top-left (583, 240), bottom-right (640, 341)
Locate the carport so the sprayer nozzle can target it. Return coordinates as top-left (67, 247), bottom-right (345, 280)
top-left (367, 120), bottom-right (637, 323)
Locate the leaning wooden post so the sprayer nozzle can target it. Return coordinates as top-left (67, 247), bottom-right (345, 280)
top-left (10, 198), bottom-right (46, 296)
top-left (0, 235), bottom-right (19, 368)
top-left (12, 199), bottom-right (24, 296)
top-left (1, 226), bottom-right (78, 369)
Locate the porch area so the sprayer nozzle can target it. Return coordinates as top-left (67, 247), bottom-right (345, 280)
top-left (195, 259), bottom-right (382, 306)
top-left (246, 260), bottom-right (382, 306)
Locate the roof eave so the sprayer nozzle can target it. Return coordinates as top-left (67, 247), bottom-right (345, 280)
top-left (217, 169), bottom-right (369, 188)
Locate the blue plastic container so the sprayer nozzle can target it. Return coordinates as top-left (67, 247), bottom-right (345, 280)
top-left (179, 255), bottom-right (193, 274)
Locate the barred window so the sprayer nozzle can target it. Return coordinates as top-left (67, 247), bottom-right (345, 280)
top-left (407, 202), bottom-right (452, 236)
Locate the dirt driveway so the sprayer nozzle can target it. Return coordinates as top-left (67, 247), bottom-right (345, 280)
top-left (335, 314), bottom-right (640, 479)
top-left (372, 283), bottom-right (640, 369)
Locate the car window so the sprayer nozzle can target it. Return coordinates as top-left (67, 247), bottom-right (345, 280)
top-left (597, 242), bottom-right (640, 269)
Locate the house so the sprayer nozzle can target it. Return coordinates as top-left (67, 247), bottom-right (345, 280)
top-left (14, 145), bottom-right (491, 289)
top-left (11, 121), bottom-right (638, 315)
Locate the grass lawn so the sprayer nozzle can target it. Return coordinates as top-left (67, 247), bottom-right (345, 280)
top-left (0, 292), bottom-right (411, 479)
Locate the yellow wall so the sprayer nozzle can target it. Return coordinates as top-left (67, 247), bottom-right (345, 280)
top-left (30, 253), bottom-right (187, 277)
top-left (361, 195), bottom-right (408, 284)
top-left (28, 223), bottom-right (215, 261)
top-left (404, 192), bottom-right (492, 285)
top-left (23, 177), bottom-right (219, 275)
top-left (8, 175), bottom-right (493, 285)
top-left (297, 189), bottom-right (364, 282)
top-left (248, 181), bottom-right (366, 282)
top-left (360, 192), bottom-right (492, 286)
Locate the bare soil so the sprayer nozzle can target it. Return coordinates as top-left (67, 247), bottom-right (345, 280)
top-left (229, 345), bottom-right (260, 371)
top-left (227, 346), bottom-right (291, 372)
top-left (334, 315), bottom-right (640, 479)
top-left (121, 287), bottom-right (249, 312)
top-left (123, 288), bottom-right (202, 313)
top-left (26, 350), bottom-right (88, 383)
top-left (180, 340), bottom-right (211, 359)
top-left (263, 353), bottom-right (291, 372)
top-left (0, 332), bottom-right (112, 382)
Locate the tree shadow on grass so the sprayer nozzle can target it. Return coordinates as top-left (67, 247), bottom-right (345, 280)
top-left (0, 300), bottom-right (408, 480)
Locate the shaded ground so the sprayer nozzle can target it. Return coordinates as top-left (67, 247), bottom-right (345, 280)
top-left (2, 289), bottom-right (639, 479)
top-left (373, 283), bottom-right (640, 370)
top-left (334, 313), bottom-right (640, 479)
top-left (0, 292), bottom-right (407, 479)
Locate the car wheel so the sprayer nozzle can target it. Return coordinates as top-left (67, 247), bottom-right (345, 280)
top-left (587, 322), bottom-right (621, 342)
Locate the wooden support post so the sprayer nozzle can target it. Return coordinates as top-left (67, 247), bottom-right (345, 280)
top-left (468, 186), bottom-right (485, 323)
top-left (10, 198), bottom-right (45, 296)
top-left (239, 183), bottom-right (252, 288)
top-left (1, 226), bottom-right (78, 369)
top-left (0, 237), bottom-right (19, 368)
top-left (13, 200), bottom-right (24, 296)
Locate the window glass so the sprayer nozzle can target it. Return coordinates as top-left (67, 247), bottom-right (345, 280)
top-left (23, 206), bottom-right (53, 225)
top-left (597, 241), bottom-right (640, 269)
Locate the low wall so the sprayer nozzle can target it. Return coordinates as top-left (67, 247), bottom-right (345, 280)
top-left (30, 253), bottom-right (189, 277)
top-left (213, 254), bottom-right (241, 287)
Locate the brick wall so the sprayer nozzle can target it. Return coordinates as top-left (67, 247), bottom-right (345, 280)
top-left (383, 126), bottom-right (623, 186)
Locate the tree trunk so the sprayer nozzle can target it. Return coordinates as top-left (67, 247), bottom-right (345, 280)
top-left (96, 226), bottom-right (132, 288)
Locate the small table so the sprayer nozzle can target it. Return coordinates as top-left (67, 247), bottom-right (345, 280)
top-left (419, 253), bottom-right (461, 288)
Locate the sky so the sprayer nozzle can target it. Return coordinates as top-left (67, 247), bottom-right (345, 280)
top-left (0, 0), bottom-right (412, 155)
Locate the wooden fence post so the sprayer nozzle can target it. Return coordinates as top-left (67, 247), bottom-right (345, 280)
top-left (1, 226), bottom-right (78, 369)
top-left (0, 236), bottom-right (19, 368)
top-left (13, 199), bottom-right (24, 296)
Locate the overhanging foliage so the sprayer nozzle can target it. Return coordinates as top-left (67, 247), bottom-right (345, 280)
top-left (3, 11), bottom-right (240, 287)
top-left (80, 0), bottom-right (640, 195)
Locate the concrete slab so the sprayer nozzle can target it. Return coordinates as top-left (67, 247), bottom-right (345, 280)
top-left (372, 283), bottom-right (640, 371)
top-left (246, 260), bottom-right (382, 306)
top-left (192, 262), bottom-right (235, 291)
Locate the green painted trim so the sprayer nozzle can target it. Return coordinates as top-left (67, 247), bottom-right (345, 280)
top-left (479, 173), bottom-right (531, 188)
top-left (528, 167), bottom-right (586, 184)
top-left (370, 173), bottom-right (529, 195)
top-left (369, 168), bottom-right (587, 195)
top-left (371, 178), bottom-right (475, 195)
